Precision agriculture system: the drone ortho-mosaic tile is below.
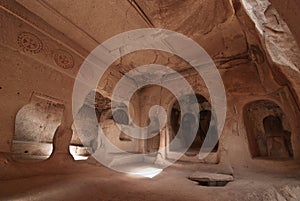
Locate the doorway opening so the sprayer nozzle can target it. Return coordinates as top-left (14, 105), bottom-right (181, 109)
top-left (169, 94), bottom-right (218, 157)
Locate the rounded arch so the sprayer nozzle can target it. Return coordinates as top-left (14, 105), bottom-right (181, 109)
top-left (12, 101), bottom-right (64, 160)
top-left (243, 99), bottom-right (293, 159)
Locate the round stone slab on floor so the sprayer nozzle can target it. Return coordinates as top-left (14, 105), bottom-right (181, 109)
top-left (188, 172), bottom-right (234, 187)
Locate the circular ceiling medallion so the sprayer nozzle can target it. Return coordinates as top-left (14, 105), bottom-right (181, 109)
top-left (17, 32), bottom-right (43, 54)
top-left (53, 49), bottom-right (74, 69)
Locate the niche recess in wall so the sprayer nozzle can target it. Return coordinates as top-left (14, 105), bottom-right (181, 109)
top-left (13, 98), bottom-right (64, 160)
top-left (169, 94), bottom-right (219, 156)
top-left (244, 100), bottom-right (293, 159)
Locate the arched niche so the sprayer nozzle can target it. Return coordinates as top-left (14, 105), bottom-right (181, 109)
top-left (169, 94), bottom-right (218, 157)
top-left (12, 101), bottom-right (64, 160)
top-left (244, 100), bottom-right (293, 159)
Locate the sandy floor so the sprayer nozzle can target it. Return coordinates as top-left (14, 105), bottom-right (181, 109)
top-left (0, 160), bottom-right (300, 201)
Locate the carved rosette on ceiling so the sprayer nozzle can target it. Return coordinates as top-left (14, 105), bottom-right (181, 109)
top-left (17, 31), bottom-right (75, 69)
top-left (17, 32), bottom-right (43, 54)
top-left (52, 49), bottom-right (74, 69)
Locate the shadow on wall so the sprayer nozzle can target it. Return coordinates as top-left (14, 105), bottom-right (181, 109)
top-left (244, 100), bottom-right (293, 160)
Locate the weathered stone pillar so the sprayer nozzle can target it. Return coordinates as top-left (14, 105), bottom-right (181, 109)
top-left (50, 104), bottom-right (73, 160)
top-left (158, 127), bottom-right (166, 159)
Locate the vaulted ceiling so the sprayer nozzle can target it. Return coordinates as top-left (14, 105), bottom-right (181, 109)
top-left (1, 0), bottom-right (300, 100)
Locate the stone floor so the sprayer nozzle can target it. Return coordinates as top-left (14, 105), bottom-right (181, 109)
top-left (1, 160), bottom-right (300, 201)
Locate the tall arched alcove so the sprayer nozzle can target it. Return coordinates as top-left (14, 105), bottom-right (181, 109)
top-left (243, 100), bottom-right (293, 159)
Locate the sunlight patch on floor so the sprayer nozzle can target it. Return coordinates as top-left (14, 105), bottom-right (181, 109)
top-left (128, 167), bottom-right (163, 178)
